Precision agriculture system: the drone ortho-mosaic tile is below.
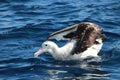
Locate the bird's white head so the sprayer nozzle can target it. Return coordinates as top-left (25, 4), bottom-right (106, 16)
top-left (34, 41), bottom-right (58, 58)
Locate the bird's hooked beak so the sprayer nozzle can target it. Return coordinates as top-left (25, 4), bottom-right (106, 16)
top-left (34, 48), bottom-right (45, 58)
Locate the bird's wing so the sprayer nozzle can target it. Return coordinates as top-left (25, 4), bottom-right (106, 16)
top-left (48, 24), bottom-right (78, 41)
top-left (48, 22), bottom-right (106, 55)
top-left (70, 22), bottom-right (104, 55)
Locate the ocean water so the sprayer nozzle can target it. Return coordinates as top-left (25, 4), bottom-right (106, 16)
top-left (0, 0), bottom-right (120, 80)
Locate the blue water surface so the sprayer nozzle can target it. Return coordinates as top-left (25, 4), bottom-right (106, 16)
top-left (0, 0), bottom-right (120, 80)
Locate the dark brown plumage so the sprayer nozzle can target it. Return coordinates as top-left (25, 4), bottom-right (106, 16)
top-left (70, 22), bottom-right (106, 54)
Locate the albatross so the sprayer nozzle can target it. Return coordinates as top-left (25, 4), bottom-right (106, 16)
top-left (34, 22), bottom-right (106, 60)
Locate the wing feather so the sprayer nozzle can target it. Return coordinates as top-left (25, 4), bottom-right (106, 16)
top-left (48, 24), bottom-right (78, 40)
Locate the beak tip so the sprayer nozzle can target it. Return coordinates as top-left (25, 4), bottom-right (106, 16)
top-left (34, 55), bottom-right (37, 58)
top-left (34, 48), bottom-right (44, 58)
top-left (34, 53), bottom-right (38, 58)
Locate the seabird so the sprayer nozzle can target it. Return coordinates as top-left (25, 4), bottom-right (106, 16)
top-left (34, 22), bottom-right (106, 60)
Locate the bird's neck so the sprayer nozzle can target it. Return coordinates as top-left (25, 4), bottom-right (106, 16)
top-left (50, 43), bottom-right (63, 60)
top-left (50, 40), bottom-right (76, 60)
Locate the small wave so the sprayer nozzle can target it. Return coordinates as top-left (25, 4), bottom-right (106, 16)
top-left (15, 11), bottom-right (43, 16)
top-left (0, 0), bottom-right (9, 3)
top-left (0, 23), bottom-right (55, 40)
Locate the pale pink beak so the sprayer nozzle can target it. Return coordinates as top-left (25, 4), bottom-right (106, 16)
top-left (34, 48), bottom-right (45, 58)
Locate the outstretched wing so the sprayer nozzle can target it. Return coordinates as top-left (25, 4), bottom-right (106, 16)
top-left (48, 22), bottom-right (106, 54)
top-left (48, 24), bottom-right (78, 41)
top-left (70, 22), bottom-right (105, 54)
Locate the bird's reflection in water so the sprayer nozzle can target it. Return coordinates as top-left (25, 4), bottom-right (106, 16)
top-left (43, 57), bottom-right (109, 80)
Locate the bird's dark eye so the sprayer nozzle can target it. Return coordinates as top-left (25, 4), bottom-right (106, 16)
top-left (45, 44), bottom-right (47, 46)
